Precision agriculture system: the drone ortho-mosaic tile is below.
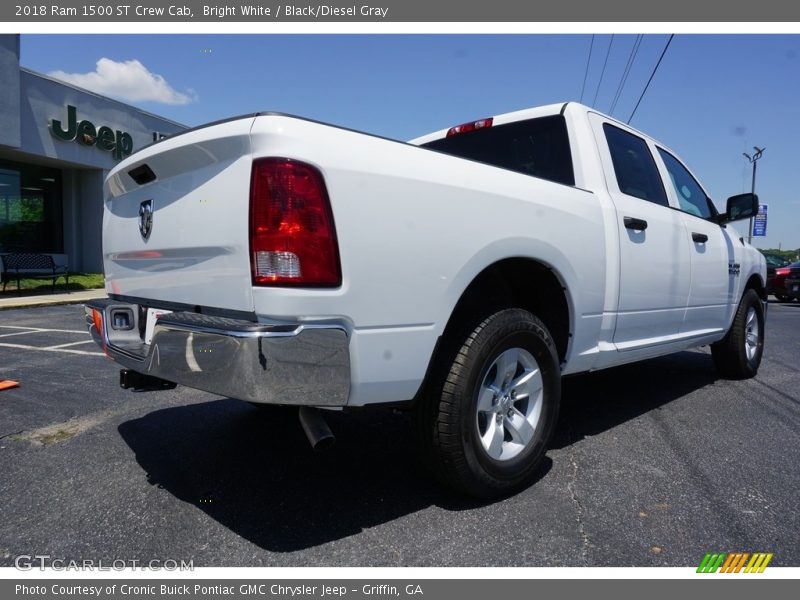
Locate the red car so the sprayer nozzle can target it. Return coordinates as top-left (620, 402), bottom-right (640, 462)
top-left (786, 271), bottom-right (800, 300)
top-left (767, 256), bottom-right (800, 301)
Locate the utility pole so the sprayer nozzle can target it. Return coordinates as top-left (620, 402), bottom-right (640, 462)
top-left (742, 146), bottom-right (765, 245)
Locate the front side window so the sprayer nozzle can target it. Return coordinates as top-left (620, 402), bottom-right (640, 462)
top-left (422, 115), bottom-right (575, 186)
top-left (603, 123), bottom-right (668, 207)
top-left (657, 148), bottom-right (715, 219)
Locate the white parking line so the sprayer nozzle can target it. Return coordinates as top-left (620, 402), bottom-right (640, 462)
top-left (46, 340), bottom-right (96, 349)
top-left (0, 330), bottom-right (44, 339)
top-left (0, 342), bottom-right (103, 357)
top-left (0, 325), bottom-right (89, 335)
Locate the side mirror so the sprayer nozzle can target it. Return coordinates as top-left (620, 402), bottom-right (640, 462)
top-left (717, 193), bottom-right (759, 224)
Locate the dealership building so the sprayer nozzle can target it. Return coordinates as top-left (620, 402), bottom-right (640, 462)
top-left (0, 34), bottom-right (187, 272)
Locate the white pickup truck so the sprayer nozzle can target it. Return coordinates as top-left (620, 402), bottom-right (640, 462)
top-left (86, 102), bottom-right (766, 498)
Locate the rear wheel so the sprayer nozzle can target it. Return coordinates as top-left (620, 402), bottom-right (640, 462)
top-left (415, 308), bottom-right (560, 499)
top-left (711, 289), bottom-right (765, 379)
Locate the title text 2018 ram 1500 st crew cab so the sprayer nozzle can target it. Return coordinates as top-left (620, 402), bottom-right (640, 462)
top-left (86, 102), bottom-right (766, 498)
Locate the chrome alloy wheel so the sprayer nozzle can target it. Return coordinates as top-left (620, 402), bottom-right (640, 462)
top-left (745, 306), bottom-right (760, 361)
top-left (475, 347), bottom-right (543, 461)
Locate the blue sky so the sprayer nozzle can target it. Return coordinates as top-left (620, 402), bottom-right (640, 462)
top-left (20, 34), bottom-right (800, 250)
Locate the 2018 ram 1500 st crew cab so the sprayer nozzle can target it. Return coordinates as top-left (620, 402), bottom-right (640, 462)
top-left (86, 102), bottom-right (766, 498)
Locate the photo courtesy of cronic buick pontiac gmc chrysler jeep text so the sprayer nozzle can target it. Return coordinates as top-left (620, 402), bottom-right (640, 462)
top-left (86, 103), bottom-right (767, 498)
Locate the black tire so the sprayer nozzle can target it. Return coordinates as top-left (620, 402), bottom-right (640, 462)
top-left (415, 308), bottom-right (560, 499)
top-left (711, 289), bottom-right (765, 379)
top-left (775, 294), bottom-right (790, 302)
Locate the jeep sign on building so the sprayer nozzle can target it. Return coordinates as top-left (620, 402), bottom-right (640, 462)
top-left (50, 105), bottom-right (135, 160)
top-left (0, 34), bottom-right (186, 272)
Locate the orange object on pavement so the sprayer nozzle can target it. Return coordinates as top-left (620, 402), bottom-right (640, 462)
top-left (0, 380), bottom-right (20, 390)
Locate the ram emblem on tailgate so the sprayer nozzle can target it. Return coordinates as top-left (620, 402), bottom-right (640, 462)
top-left (139, 199), bottom-right (153, 240)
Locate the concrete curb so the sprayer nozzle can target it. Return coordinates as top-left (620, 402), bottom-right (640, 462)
top-left (0, 290), bottom-right (107, 311)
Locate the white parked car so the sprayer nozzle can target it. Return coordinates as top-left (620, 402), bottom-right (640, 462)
top-left (87, 102), bottom-right (766, 497)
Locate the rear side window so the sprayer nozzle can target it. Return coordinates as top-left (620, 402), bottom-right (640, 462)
top-left (422, 115), bottom-right (575, 186)
top-left (603, 123), bottom-right (668, 207)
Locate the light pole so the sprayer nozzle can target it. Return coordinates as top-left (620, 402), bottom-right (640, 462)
top-left (742, 146), bottom-right (765, 245)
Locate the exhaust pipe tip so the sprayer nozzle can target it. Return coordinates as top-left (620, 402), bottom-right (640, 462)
top-left (310, 434), bottom-right (336, 452)
top-left (298, 406), bottom-right (336, 451)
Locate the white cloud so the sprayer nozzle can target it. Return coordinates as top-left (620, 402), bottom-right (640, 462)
top-left (48, 58), bottom-right (196, 105)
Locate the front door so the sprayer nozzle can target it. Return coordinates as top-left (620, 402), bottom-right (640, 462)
top-left (655, 147), bottom-right (732, 335)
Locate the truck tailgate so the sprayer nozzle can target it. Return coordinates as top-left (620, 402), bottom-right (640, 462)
top-left (103, 117), bottom-right (256, 313)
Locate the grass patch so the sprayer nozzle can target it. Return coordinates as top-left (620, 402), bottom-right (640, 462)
top-left (1, 272), bottom-right (104, 295)
top-left (8, 413), bottom-right (107, 446)
top-left (33, 429), bottom-right (76, 445)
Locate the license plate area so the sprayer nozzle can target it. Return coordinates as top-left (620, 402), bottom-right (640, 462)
top-left (144, 308), bottom-right (172, 344)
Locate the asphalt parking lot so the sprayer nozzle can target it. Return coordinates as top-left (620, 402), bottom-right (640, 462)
top-left (0, 302), bottom-right (798, 567)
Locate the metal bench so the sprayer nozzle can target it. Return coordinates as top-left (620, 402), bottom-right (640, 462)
top-left (1, 253), bottom-right (70, 294)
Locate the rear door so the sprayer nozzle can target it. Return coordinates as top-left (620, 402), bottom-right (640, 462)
top-left (590, 115), bottom-right (691, 350)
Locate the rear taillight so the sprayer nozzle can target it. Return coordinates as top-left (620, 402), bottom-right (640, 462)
top-left (92, 308), bottom-right (103, 335)
top-left (91, 308), bottom-right (108, 355)
top-left (776, 268), bottom-right (790, 276)
top-left (446, 117), bottom-right (493, 137)
top-left (249, 158), bottom-right (341, 287)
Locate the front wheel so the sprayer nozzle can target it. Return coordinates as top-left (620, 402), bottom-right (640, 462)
top-left (415, 308), bottom-right (560, 499)
top-left (711, 289), bottom-right (765, 379)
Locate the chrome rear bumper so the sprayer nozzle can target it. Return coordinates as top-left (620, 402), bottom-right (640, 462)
top-left (85, 300), bottom-right (350, 406)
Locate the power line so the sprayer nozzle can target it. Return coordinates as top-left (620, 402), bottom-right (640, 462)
top-left (592, 34), bottom-right (615, 108)
top-left (627, 34), bottom-right (675, 124)
top-left (609, 35), bottom-right (642, 115)
top-left (579, 34), bottom-right (595, 104)
top-left (609, 34), bottom-right (643, 116)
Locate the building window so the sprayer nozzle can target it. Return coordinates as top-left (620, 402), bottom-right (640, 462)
top-left (0, 162), bottom-right (63, 253)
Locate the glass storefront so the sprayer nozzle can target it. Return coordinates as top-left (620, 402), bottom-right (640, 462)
top-left (0, 160), bottom-right (63, 254)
